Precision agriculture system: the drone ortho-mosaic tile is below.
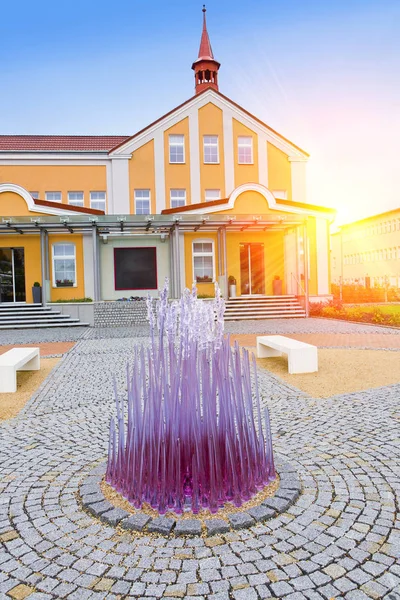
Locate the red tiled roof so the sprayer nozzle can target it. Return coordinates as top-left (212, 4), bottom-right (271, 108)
top-left (0, 135), bottom-right (130, 152)
top-left (162, 197), bottom-right (335, 215)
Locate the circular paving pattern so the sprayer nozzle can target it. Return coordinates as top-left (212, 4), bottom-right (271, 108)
top-left (0, 320), bottom-right (399, 600)
top-left (78, 460), bottom-right (300, 537)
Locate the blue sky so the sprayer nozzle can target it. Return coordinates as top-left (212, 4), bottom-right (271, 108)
top-left (1, 0), bottom-right (399, 224)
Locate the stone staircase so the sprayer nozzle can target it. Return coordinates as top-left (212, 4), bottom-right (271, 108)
top-left (0, 304), bottom-right (90, 329)
top-left (224, 295), bottom-right (306, 321)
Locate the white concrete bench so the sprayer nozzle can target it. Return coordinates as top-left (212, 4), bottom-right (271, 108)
top-left (256, 335), bottom-right (318, 374)
top-left (0, 348), bottom-right (40, 393)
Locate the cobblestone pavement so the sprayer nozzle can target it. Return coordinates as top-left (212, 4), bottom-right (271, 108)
top-left (0, 328), bottom-right (89, 346)
top-left (0, 323), bottom-right (399, 600)
top-left (224, 318), bottom-right (400, 335)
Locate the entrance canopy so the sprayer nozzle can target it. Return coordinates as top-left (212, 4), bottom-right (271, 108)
top-left (0, 213), bottom-right (305, 235)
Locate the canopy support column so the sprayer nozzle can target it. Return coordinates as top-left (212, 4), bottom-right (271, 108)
top-left (303, 221), bottom-right (310, 317)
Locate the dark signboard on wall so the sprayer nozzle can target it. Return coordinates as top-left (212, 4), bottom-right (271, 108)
top-left (114, 247), bottom-right (157, 290)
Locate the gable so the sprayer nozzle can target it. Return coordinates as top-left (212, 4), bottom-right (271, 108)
top-left (110, 89), bottom-right (308, 159)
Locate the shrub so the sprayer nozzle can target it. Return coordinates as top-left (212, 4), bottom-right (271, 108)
top-left (52, 297), bottom-right (93, 303)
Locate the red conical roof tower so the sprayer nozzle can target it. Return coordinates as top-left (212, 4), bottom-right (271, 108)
top-left (191, 6), bottom-right (220, 94)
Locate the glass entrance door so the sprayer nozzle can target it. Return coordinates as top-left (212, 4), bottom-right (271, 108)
top-left (0, 248), bottom-right (26, 303)
top-left (240, 243), bottom-right (265, 295)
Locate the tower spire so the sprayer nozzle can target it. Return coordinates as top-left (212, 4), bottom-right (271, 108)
top-left (191, 5), bottom-right (220, 94)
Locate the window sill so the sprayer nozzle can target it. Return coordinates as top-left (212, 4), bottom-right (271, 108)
top-left (203, 162), bottom-right (220, 165)
top-left (238, 162), bottom-right (254, 165)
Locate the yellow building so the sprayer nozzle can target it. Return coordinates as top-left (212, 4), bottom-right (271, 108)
top-left (331, 208), bottom-right (400, 288)
top-left (0, 9), bottom-right (334, 312)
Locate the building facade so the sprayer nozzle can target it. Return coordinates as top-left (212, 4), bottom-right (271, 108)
top-left (331, 208), bottom-right (400, 289)
top-left (0, 9), bottom-right (334, 306)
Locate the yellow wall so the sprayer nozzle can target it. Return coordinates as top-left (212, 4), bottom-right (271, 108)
top-left (267, 143), bottom-right (292, 199)
top-left (0, 191), bottom-right (47, 217)
top-left (184, 232), bottom-right (219, 296)
top-left (48, 234), bottom-right (85, 301)
top-left (129, 139), bottom-right (156, 214)
top-left (198, 103), bottom-right (225, 201)
top-left (164, 117), bottom-right (191, 208)
top-left (0, 165), bottom-right (107, 209)
top-left (233, 119), bottom-right (259, 187)
top-left (220, 190), bottom-right (298, 218)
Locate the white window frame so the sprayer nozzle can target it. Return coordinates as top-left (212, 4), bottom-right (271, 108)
top-left (238, 136), bottom-right (253, 164)
top-left (68, 191), bottom-right (84, 207)
top-left (203, 135), bottom-right (219, 164)
top-left (192, 239), bottom-right (215, 284)
top-left (30, 191), bottom-right (39, 199)
top-left (134, 189), bottom-right (151, 215)
top-left (90, 191), bottom-right (106, 212)
top-left (205, 189), bottom-right (221, 202)
top-left (52, 243), bottom-right (77, 288)
top-left (45, 191), bottom-right (62, 202)
top-left (169, 134), bottom-right (185, 164)
top-left (170, 189), bottom-right (186, 208)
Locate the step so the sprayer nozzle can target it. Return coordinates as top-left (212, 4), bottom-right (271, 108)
top-left (0, 317), bottom-right (82, 326)
top-left (0, 308), bottom-right (59, 315)
top-left (0, 304), bottom-right (52, 314)
top-left (225, 301), bottom-right (300, 307)
top-left (227, 295), bottom-right (296, 301)
top-left (224, 312), bottom-right (306, 319)
top-left (0, 313), bottom-right (65, 321)
top-left (0, 322), bottom-right (90, 330)
top-left (226, 303), bottom-right (300, 308)
top-left (224, 314), bottom-right (306, 320)
top-left (225, 302), bottom-right (301, 310)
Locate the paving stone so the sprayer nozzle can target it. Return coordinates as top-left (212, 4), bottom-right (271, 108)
top-left (174, 520), bottom-right (202, 536)
top-left (228, 513), bottom-right (255, 529)
top-left (263, 497), bottom-right (291, 513)
top-left (86, 500), bottom-right (114, 516)
top-left (147, 517), bottom-right (175, 535)
top-left (247, 506), bottom-right (276, 522)
top-left (121, 513), bottom-right (151, 532)
top-left (205, 520), bottom-right (230, 536)
top-left (100, 508), bottom-right (128, 526)
top-left (1, 321), bottom-right (400, 600)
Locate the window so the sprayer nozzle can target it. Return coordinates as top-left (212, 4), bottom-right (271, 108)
top-left (238, 136), bottom-right (253, 164)
top-left (134, 189), bottom-right (151, 215)
top-left (90, 191), bottom-right (106, 212)
top-left (169, 134), bottom-right (185, 163)
top-left (203, 135), bottom-right (219, 163)
top-left (68, 191), bottom-right (84, 207)
top-left (52, 243), bottom-right (76, 287)
top-left (205, 189), bottom-right (221, 202)
top-left (170, 189), bottom-right (186, 208)
top-left (30, 191), bottom-right (39, 199)
top-left (193, 241), bottom-right (214, 283)
top-left (114, 247), bottom-right (157, 290)
top-left (45, 191), bottom-right (61, 202)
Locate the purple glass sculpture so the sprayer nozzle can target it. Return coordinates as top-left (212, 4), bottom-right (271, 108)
top-left (106, 280), bottom-right (275, 514)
